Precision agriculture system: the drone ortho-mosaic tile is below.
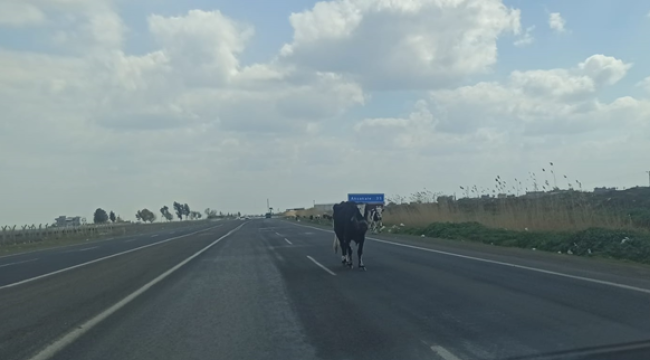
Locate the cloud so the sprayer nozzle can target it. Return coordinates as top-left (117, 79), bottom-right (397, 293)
top-left (352, 55), bottom-right (642, 151)
top-left (0, 6), bottom-right (371, 223)
top-left (148, 10), bottom-right (253, 86)
top-left (280, 0), bottom-right (522, 90)
top-left (548, 12), bottom-right (566, 33)
top-left (0, 2), bottom-right (46, 27)
top-left (514, 26), bottom-right (535, 47)
top-left (636, 76), bottom-right (650, 93)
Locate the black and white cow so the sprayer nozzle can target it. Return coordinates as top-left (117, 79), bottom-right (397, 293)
top-left (364, 204), bottom-right (384, 234)
top-left (332, 201), bottom-right (369, 270)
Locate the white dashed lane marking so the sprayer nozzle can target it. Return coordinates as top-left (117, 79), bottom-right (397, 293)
top-left (0, 258), bottom-right (39, 268)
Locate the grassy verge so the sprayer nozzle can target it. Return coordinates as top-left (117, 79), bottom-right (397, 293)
top-left (392, 222), bottom-right (650, 265)
top-left (288, 216), bottom-right (650, 266)
top-left (0, 220), bottom-right (214, 257)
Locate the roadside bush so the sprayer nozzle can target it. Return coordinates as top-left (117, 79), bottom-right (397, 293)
top-left (395, 222), bottom-right (650, 265)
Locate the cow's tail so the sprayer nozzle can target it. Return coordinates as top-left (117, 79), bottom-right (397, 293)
top-left (333, 234), bottom-right (339, 254)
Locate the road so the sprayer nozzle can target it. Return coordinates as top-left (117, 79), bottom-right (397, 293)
top-left (0, 221), bottom-right (220, 287)
top-left (1, 219), bottom-right (650, 360)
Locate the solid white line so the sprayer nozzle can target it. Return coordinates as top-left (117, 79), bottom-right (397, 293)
top-left (288, 222), bottom-right (650, 295)
top-left (0, 258), bottom-right (38, 268)
top-left (78, 246), bottom-right (99, 252)
top-left (26, 223), bottom-right (245, 360)
top-left (151, 234), bottom-right (159, 238)
top-left (275, 232), bottom-right (283, 237)
top-left (284, 238), bottom-right (293, 245)
top-left (307, 255), bottom-right (336, 276)
top-left (0, 224), bottom-right (224, 290)
top-left (430, 345), bottom-right (463, 360)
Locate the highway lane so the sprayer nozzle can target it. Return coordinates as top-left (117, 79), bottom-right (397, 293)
top-left (1, 219), bottom-right (650, 360)
top-left (0, 221), bottom-right (221, 287)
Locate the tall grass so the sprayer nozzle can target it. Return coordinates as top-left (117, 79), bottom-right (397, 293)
top-left (383, 165), bottom-right (640, 232)
top-left (383, 194), bottom-right (629, 231)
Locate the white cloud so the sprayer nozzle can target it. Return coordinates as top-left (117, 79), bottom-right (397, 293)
top-left (514, 26), bottom-right (534, 47)
top-left (280, 0), bottom-right (522, 90)
top-left (352, 54), bottom-right (643, 153)
top-left (0, 2), bottom-right (46, 26)
top-left (577, 54), bottom-right (632, 86)
top-left (430, 55), bottom-right (638, 135)
top-left (0, 7), bottom-right (370, 223)
top-left (549, 12), bottom-right (566, 33)
top-left (148, 10), bottom-right (253, 86)
top-left (636, 76), bottom-right (650, 93)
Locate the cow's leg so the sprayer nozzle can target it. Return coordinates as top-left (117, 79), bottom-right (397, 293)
top-left (340, 240), bottom-right (348, 265)
top-left (345, 242), bottom-right (354, 269)
top-left (357, 240), bottom-right (366, 270)
top-left (333, 234), bottom-right (339, 254)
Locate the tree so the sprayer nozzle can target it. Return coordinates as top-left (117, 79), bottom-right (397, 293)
top-left (173, 202), bottom-right (184, 220)
top-left (109, 211), bottom-right (116, 223)
top-left (183, 204), bottom-right (190, 218)
top-left (205, 208), bottom-right (217, 219)
top-left (160, 206), bottom-right (172, 222)
top-left (94, 208), bottom-right (109, 224)
top-left (136, 209), bottom-right (156, 223)
top-left (237, 211), bottom-right (241, 217)
top-left (189, 211), bottom-right (202, 220)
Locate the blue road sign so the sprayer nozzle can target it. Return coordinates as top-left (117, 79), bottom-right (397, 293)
top-left (347, 193), bottom-right (385, 204)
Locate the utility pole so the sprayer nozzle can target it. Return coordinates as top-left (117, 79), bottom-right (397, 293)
top-left (267, 199), bottom-right (270, 212)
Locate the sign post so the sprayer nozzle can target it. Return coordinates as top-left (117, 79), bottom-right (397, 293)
top-left (347, 193), bottom-right (385, 204)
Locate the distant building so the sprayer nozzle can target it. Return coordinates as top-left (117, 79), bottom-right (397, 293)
top-left (313, 203), bottom-right (336, 213)
top-left (55, 216), bottom-right (81, 228)
top-left (497, 193), bottom-right (507, 199)
top-left (285, 207), bottom-right (305, 212)
top-left (524, 191), bottom-right (546, 198)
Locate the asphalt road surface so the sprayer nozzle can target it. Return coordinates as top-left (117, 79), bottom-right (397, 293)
top-left (0, 221), bottom-right (220, 287)
top-left (1, 219), bottom-right (650, 360)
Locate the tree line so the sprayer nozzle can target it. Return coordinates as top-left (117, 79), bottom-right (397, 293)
top-left (92, 201), bottom-right (218, 224)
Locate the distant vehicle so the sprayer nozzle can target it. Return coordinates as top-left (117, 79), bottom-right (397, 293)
top-left (245, 216), bottom-right (250, 220)
top-left (265, 213), bottom-right (272, 218)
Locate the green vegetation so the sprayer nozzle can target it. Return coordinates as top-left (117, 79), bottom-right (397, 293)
top-left (392, 222), bottom-right (650, 265)
top-left (93, 208), bottom-right (109, 224)
top-left (135, 209), bottom-right (157, 223)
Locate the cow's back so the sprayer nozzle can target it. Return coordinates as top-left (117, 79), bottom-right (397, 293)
top-left (334, 201), bottom-right (365, 240)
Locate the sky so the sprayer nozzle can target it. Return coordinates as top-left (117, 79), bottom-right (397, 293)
top-left (2, 0), bottom-right (650, 224)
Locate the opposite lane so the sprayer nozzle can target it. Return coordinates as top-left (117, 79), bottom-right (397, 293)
top-left (0, 221), bottom-right (222, 287)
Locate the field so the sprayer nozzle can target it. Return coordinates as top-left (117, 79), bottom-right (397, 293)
top-left (0, 220), bottom-right (212, 256)
top-left (291, 186), bottom-right (650, 265)
top-left (383, 187), bottom-right (650, 231)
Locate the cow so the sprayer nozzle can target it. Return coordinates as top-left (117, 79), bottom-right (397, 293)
top-left (332, 201), bottom-right (369, 270)
top-left (364, 205), bottom-right (384, 234)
